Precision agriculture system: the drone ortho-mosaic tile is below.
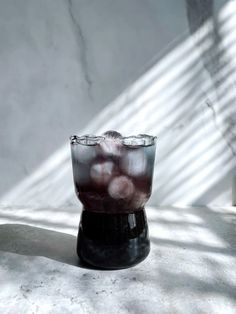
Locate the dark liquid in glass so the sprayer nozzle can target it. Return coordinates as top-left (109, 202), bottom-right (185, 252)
top-left (77, 209), bottom-right (150, 269)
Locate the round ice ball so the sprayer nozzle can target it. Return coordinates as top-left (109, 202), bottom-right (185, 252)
top-left (121, 148), bottom-right (147, 177)
top-left (108, 176), bottom-right (134, 200)
top-left (100, 139), bottom-right (122, 157)
top-left (103, 130), bottom-right (122, 138)
top-left (90, 161), bottom-right (114, 185)
top-left (99, 130), bottom-right (123, 157)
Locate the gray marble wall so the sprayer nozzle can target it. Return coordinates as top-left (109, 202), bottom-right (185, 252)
top-left (0, 0), bottom-right (235, 207)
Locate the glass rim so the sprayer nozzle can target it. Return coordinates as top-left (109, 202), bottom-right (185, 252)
top-left (70, 134), bottom-right (157, 147)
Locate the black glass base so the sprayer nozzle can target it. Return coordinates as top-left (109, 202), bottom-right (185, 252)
top-left (77, 208), bottom-right (150, 269)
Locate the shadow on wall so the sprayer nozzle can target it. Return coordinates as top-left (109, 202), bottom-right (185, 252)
top-left (0, 0), bottom-right (236, 208)
top-left (1, 3), bottom-right (235, 310)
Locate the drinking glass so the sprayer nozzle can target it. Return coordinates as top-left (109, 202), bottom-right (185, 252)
top-left (70, 131), bottom-right (156, 269)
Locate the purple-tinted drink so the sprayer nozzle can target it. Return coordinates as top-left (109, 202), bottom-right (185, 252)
top-left (70, 131), bottom-right (156, 269)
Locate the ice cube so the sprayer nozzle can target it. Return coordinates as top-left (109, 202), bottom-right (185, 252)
top-left (72, 144), bottom-right (95, 185)
top-left (103, 130), bottom-right (122, 138)
top-left (108, 176), bottom-right (134, 200)
top-left (100, 139), bottom-right (122, 157)
top-left (90, 161), bottom-right (114, 185)
top-left (98, 130), bottom-right (123, 157)
top-left (77, 144), bottom-right (96, 164)
top-left (121, 148), bottom-right (147, 177)
top-left (131, 191), bottom-right (148, 208)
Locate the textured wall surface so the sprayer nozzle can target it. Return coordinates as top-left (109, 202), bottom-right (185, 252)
top-left (0, 0), bottom-right (235, 206)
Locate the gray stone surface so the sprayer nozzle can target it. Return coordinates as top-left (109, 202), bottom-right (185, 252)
top-left (0, 205), bottom-right (236, 313)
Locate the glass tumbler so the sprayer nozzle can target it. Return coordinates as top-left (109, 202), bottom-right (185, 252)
top-left (70, 131), bottom-right (156, 269)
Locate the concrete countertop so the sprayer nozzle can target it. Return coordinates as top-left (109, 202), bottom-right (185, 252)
top-left (0, 205), bottom-right (236, 314)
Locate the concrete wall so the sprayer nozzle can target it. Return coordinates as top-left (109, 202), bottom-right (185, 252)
top-left (0, 0), bottom-right (235, 207)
